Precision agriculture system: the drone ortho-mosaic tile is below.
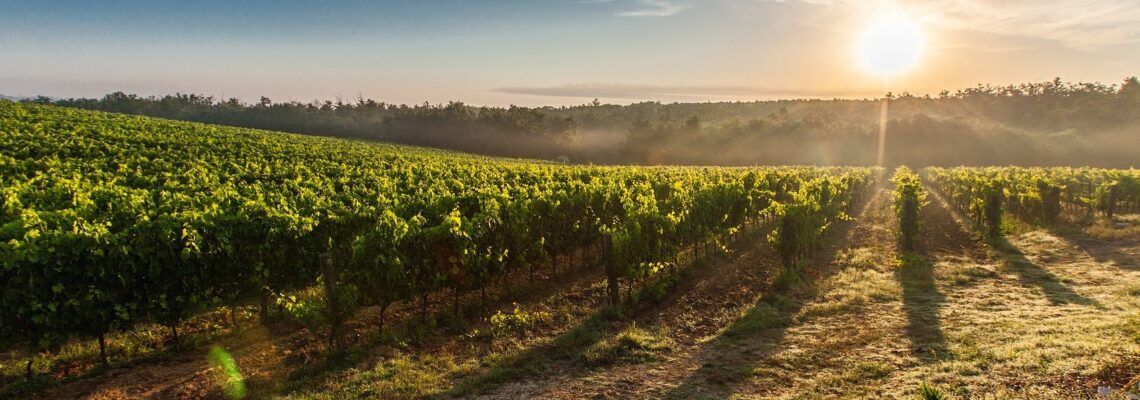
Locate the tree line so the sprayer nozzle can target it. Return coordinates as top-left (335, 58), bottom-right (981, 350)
top-left (30, 77), bottom-right (1140, 167)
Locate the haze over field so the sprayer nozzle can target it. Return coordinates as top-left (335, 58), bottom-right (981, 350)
top-left (30, 78), bottom-right (1140, 168)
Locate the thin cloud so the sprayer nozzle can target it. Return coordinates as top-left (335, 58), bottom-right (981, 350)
top-left (616, 0), bottom-right (688, 17)
top-left (762, 0), bottom-right (1140, 48)
top-left (494, 83), bottom-right (874, 99)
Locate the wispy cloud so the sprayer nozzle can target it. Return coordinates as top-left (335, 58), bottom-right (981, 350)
top-left (495, 83), bottom-right (873, 99)
top-left (609, 0), bottom-right (689, 17)
top-left (763, 0), bottom-right (1140, 48)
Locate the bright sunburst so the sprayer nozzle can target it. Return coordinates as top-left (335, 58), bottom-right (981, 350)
top-left (858, 16), bottom-right (924, 77)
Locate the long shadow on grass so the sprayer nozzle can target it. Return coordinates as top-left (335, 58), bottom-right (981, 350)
top-left (928, 188), bottom-right (1101, 308)
top-left (441, 305), bottom-right (626, 398)
top-left (991, 236), bottom-right (1101, 307)
top-left (439, 229), bottom-right (774, 398)
top-left (656, 292), bottom-right (802, 400)
top-left (658, 189), bottom-right (883, 400)
top-left (895, 252), bottom-right (949, 363)
top-left (1047, 226), bottom-right (1139, 272)
top-left (889, 195), bottom-right (966, 364)
top-left (273, 247), bottom-right (612, 398)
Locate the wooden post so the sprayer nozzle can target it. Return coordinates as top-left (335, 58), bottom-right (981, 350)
top-left (602, 234), bottom-right (619, 307)
top-left (230, 307), bottom-right (240, 332)
top-left (1086, 181), bottom-right (1094, 217)
top-left (259, 273), bottom-right (270, 325)
top-left (901, 198), bottom-right (917, 251)
top-left (986, 190), bottom-right (1003, 238)
top-left (320, 252), bottom-right (343, 352)
top-left (98, 333), bottom-right (108, 367)
top-left (170, 324), bottom-right (179, 347)
top-left (1107, 184), bottom-right (1119, 219)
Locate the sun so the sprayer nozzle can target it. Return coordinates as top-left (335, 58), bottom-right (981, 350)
top-left (858, 16), bottom-right (924, 77)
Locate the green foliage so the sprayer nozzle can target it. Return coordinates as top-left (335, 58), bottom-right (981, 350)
top-left (488, 305), bottom-right (553, 339)
top-left (276, 290), bottom-right (328, 330)
top-left (721, 301), bottom-right (784, 339)
top-left (926, 168), bottom-right (1004, 237)
top-left (772, 263), bottom-right (805, 293)
top-left (926, 166), bottom-right (1140, 236)
top-left (0, 102), bottom-right (878, 375)
top-left (891, 166), bottom-right (926, 251)
top-left (580, 324), bottom-right (672, 366)
top-left (917, 382), bottom-right (948, 400)
top-left (770, 171), bottom-right (878, 269)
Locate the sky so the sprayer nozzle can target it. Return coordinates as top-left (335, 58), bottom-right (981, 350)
top-left (2, 0), bottom-right (1138, 106)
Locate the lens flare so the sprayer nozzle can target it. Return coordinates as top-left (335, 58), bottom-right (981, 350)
top-left (208, 346), bottom-right (247, 399)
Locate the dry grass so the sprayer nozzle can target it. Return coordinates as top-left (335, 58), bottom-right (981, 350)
top-left (494, 188), bottom-right (1140, 399)
top-left (1084, 214), bottom-right (1140, 239)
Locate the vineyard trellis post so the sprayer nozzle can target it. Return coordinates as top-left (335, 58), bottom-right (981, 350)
top-left (602, 234), bottom-right (620, 307)
top-left (98, 333), bottom-right (108, 367)
top-left (985, 190), bottom-right (1002, 237)
top-left (259, 274), bottom-right (271, 325)
top-left (1086, 181), bottom-right (1094, 217)
top-left (1107, 184), bottom-right (1119, 219)
top-left (320, 252), bottom-right (344, 352)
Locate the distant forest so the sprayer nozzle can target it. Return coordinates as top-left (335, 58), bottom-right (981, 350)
top-left (30, 77), bottom-right (1140, 167)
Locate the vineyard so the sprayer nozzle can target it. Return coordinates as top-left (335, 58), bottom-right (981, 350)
top-left (0, 103), bottom-right (876, 389)
top-left (926, 166), bottom-right (1140, 236)
top-left (1, 102), bottom-right (1138, 399)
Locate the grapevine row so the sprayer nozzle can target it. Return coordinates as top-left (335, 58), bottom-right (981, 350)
top-left (925, 166), bottom-right (1139, 237)
top-left (890, 167), bottom-right (925, 251)
top-left (0, 102), bottom-right (877, 376)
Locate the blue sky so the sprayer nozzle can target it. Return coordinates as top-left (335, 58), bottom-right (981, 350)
top-left (2, 0), bottom-right (1138, 106)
